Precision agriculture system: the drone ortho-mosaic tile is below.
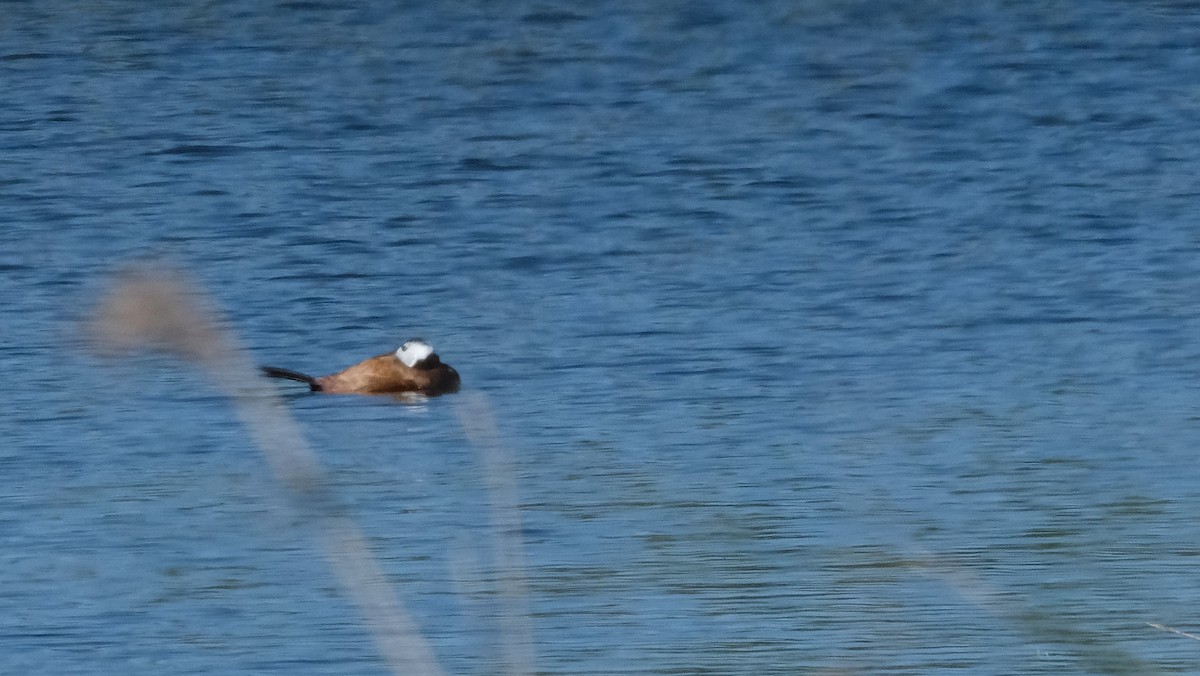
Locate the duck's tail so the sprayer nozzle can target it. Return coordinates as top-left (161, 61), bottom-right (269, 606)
top-left (260, 366), bottom-right (322, 391)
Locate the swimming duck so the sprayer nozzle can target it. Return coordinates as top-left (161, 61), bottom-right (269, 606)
top-left (261, 339), bottom-right (460, 396)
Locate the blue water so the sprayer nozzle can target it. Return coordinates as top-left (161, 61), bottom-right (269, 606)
top-left (5, 1), bottom-right (1200, 673)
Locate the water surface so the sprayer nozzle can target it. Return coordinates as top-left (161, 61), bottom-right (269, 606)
top-left (4, 2), bottom-right (1200, 673)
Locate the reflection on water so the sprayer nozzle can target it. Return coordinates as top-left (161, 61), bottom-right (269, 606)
top-left (4, 1), bottom-right (1200, 674)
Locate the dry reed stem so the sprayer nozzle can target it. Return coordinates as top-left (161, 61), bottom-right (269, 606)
top-left (1147, 622), bottom-right (1200, 641)
top-left (454, 392), bottom-right (535, 676)
top-left (91, 265), bottom-right (445, 676)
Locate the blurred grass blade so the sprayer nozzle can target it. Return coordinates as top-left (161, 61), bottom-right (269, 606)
top-left (91, 264), bottom-right (445, 676)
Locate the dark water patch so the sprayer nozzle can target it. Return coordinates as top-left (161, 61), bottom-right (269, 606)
top-left (521, 10), bottom-right (588, 25)
top-left (465, 133), bottom-right (541, 143)
top-left (459, 156), bottom-right (532, 172)
top-left (275, 0), bottom-right (349, 10)
top-left (149, 144), bottom-right (245, 157)
top-left (2, 52), bottom-right (65, 62)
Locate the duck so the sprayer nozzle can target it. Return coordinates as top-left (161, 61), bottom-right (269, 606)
top-left (261, 338), bottom-right (460, 396)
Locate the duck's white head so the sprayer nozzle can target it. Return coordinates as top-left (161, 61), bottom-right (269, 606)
top-left (396, 338), bottom-right (434, 368)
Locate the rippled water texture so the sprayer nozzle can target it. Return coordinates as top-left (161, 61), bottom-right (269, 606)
top-left (5, 2), bottom-right (1200, 674)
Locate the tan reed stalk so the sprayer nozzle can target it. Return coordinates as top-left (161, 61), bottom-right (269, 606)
top-left (91, 265), bottom-right (446, 676)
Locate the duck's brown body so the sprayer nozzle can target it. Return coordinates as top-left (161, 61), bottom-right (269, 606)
top-left (262, 340), bottom-right (460, 396)
top-left (317, 351), bottom-right (460, 395)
